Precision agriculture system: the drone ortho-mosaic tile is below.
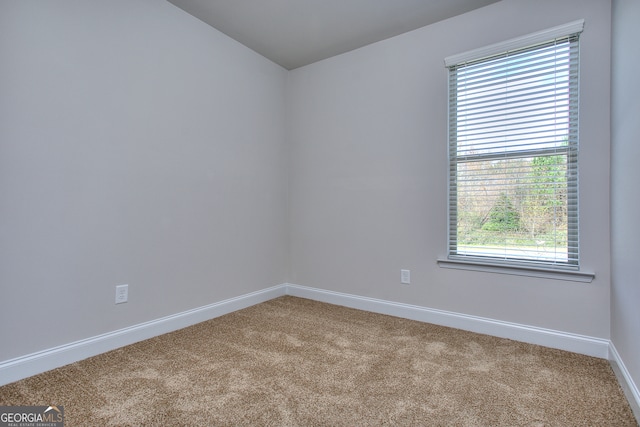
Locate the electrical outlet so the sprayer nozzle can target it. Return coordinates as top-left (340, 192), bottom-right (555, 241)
top-left (115, 284), bottom-right (128, 304)
top-left (401, 269), bottom-right (410, 284)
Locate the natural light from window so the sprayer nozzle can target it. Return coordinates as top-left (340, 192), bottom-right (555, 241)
top-left (447, 33), bottom-right (580, 269)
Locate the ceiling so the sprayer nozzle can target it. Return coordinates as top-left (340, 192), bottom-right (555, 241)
top-left (166, 0), bottom-right (501, 70)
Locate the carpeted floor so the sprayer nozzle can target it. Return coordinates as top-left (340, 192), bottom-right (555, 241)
top-left (0, 296), bottom-right (637, 426)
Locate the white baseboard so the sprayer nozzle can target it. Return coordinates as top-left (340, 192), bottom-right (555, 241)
top-left (0, 284), bottom-right (286, 387)
top-left (284, 283), bottom-right (610, 358)
top-left (609, 343), bottom-right (640, 421)
top-left (0, 282), bottom-right (618, 390)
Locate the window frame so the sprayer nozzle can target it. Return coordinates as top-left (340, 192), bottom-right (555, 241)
top-left (439, 20), bottom-right (594, 281)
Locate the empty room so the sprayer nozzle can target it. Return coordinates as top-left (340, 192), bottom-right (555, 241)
top-left (1, 0), bottom-right (638, 425)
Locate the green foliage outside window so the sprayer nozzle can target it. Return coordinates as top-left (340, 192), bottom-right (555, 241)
top-left (457, 154), bottom-right (568, 248)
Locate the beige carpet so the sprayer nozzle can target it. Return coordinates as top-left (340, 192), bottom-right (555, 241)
top-left (1, 296), bottom-right (637, 426)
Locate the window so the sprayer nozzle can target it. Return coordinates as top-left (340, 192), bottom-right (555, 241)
top-left (445, 21), bottom-right (583, 271)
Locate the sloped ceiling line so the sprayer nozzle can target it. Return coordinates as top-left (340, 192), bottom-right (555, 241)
top-left (166, 0), bottom-right (501, 70)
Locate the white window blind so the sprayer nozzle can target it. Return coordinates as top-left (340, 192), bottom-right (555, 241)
top-left (446, 22), bottom-right (583, 270)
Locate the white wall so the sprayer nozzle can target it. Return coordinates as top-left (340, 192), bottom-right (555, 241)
top-left (0, 0), bottom-right (288, 361)
top-left (611, 0), bottom-right (640, 399)
top-left (288, 0), bottom-right (612, 337)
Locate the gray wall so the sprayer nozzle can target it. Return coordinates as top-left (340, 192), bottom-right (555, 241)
top-left (611, 0), bottom-right (640, 398)
top-left (0, 0), bottom-right (288, 361)
top-left (288, 0), bottom-right (612, 337)
top-left (3, 0), bottom-right (635, 395)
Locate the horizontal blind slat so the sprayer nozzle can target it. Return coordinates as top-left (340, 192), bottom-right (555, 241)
top-left (448, 31), bottom-right (580, 268)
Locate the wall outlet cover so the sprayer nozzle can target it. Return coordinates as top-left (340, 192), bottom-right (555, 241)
top-left (115, 284), bottom-right (129, 304)
top-left (401, 269), bottom-right (410, 284)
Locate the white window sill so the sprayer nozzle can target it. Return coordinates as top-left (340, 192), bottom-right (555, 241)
top-left (437, 258), bottom-right (595, 283)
